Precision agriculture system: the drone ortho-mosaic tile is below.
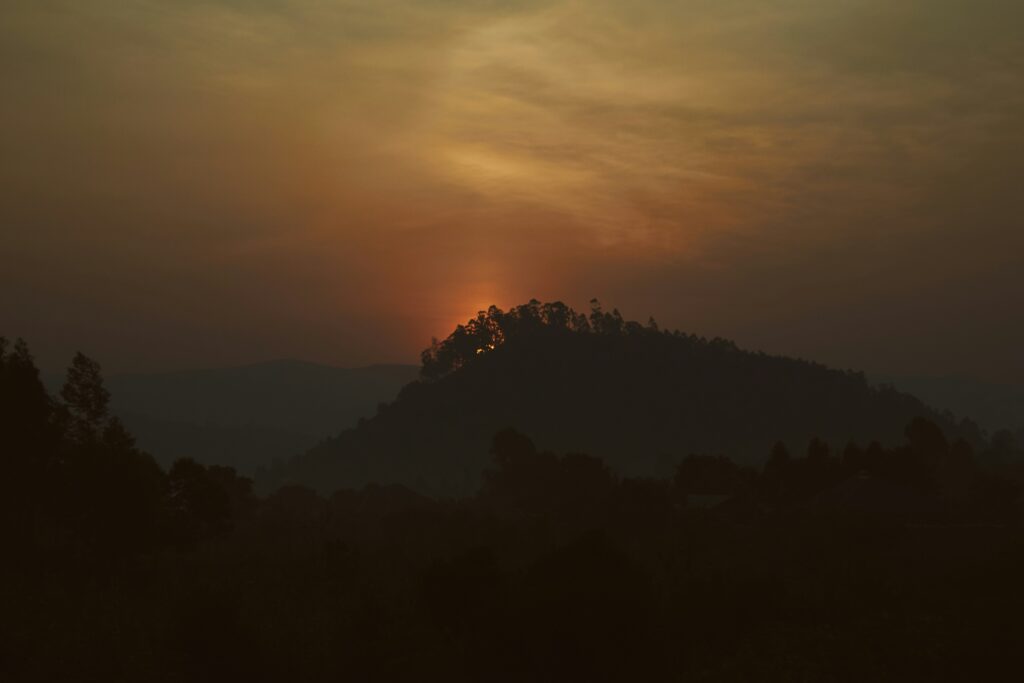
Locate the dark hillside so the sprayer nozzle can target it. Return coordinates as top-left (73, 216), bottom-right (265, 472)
top-left (265, 301), bottom-right (982, 495)
top-left (4, 336), bottom-right (1022, 681)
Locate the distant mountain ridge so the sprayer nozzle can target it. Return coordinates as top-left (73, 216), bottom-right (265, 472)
top-left (107, 359), bottom-right (418, 434)
top-left (874, 374), bottom-right (1024, 435)
top-left (262, 301), bottom-right (986, 496)
top-left (49, 360), bottom-right (419, 472)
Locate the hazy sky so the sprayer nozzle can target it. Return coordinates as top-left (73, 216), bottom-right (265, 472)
top-left (2, 0), bottom-right (1022, 380)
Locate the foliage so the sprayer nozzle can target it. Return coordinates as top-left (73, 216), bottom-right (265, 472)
top-left (4, 336), bottom-right (1024, 681)
top-left (421, 299), bottom-right (595, 379)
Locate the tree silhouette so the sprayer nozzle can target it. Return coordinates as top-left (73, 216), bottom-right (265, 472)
top-left (61, 351), bottom-right (111, 443)
top-left (3, 334), bottom-right (1023, 681)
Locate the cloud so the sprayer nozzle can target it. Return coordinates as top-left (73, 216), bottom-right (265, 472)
top-left (1, 0), bottom-right (1022, 379)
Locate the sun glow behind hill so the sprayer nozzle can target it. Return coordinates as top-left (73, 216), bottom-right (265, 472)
top-left (2, 0), bottom-right (1023, 380)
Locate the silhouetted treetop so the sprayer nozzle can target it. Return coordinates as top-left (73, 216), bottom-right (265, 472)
top-left (420, 299), bottom-right (652, 379)
top-left (1, 337), bottom-right (55, 446)
top-left (62, 351), bottom-right (111, 442)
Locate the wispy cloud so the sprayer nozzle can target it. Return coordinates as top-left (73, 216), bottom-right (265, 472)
top-left (2, 0), bottom-right (1022, 377)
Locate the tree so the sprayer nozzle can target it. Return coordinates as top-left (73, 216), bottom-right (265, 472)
top-left (674, 454), bottom-right (748, 495)
top-left (482, 428), bottom-right (558, 510)
top-left (765, 441), bottom-right (791, 474)
top-left (168, 458), bottom-right (234, 533)
top-left (806, 437), bottom-right (830, 462)
top-left (0, 338), bottom-right (56, 455)
top-left (61, 352), bottom-right (111, 442)
top-left (905, 417), bottom-right (949, 463)
top-left (0, 338), bottom-right (59, 544)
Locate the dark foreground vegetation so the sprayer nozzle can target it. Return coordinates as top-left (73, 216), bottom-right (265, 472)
top-left (4, 332), bottom-right (1024, 681)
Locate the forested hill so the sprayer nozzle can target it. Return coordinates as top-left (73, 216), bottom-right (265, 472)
top-left (261, 300), bottom-right (983, 496)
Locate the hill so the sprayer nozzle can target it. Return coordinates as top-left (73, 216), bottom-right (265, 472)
top-left (261, 301), bottom-right (984, 496)
top-left (874, 374), bottom-right (1024, 436)
top-left (6, 336), bottom-right (1023, 681)
top-left (94, 360), bottom-right (418, 472)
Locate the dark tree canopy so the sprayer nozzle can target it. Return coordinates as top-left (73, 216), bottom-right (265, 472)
top-left (421, 299), bottom-right (596, 379)
top-left (61, 351), bottom-right (111, 441)
top-left (3, 335), bottom-right (1024, 681)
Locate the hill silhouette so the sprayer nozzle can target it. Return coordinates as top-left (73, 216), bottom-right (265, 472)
top-left (876, 373), bottom-right (1024, 436)
top-left (4, 334), bottom-right (1022, 681)
top-left (262, 300), bottom-right (984, 496)
top-left (56, 360), bottom-right (418, 472)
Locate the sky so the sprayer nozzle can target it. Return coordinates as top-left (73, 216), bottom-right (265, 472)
top-left (2, 0), bottom-right (1023, 381)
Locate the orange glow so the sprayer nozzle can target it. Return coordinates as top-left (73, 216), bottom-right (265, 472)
top-left (4, 0), bottom-right (1022, 379)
